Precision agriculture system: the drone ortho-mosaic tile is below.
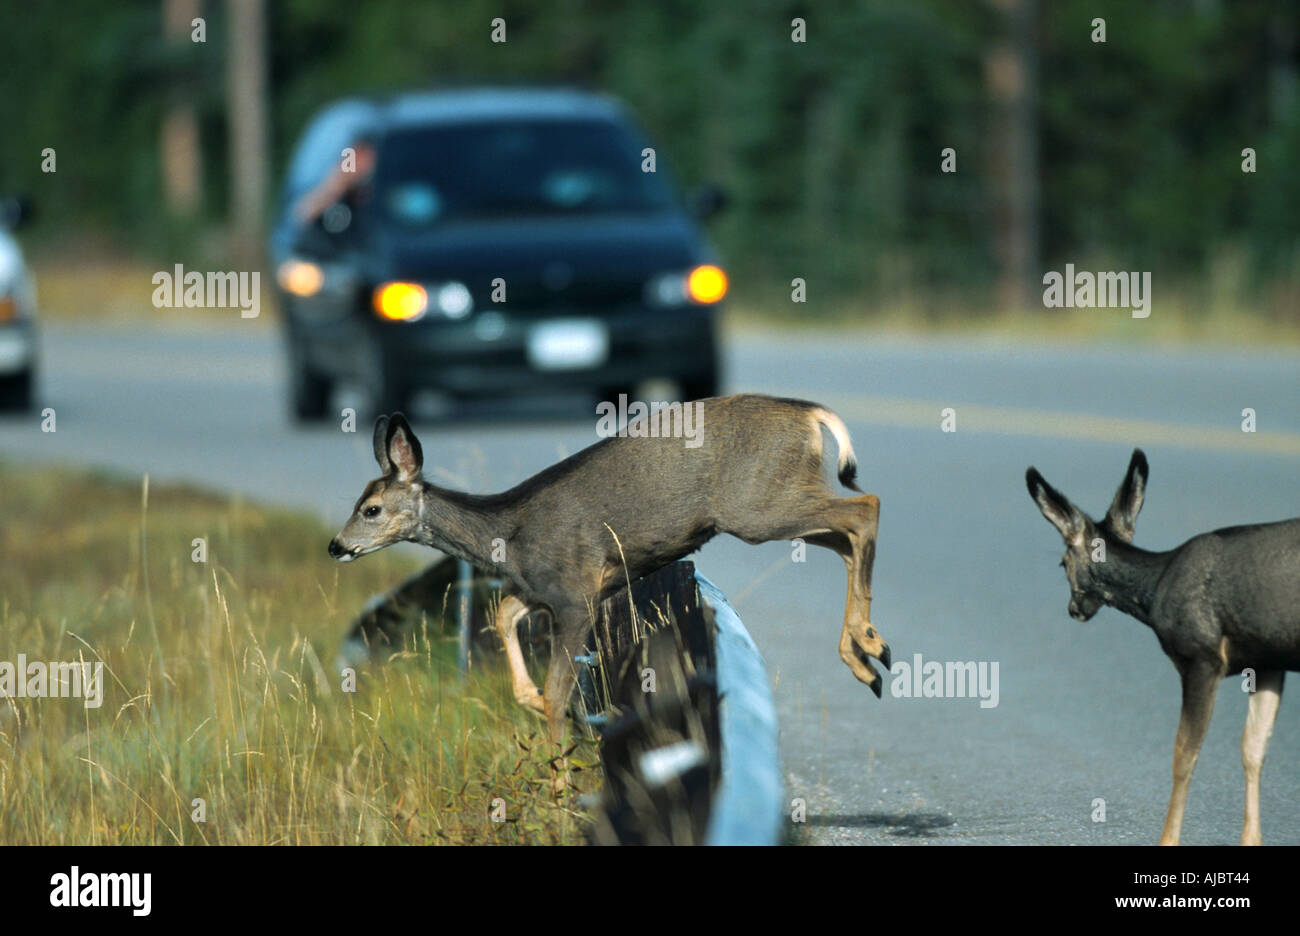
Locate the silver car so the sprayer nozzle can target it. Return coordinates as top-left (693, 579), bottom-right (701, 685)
top-left (0, 198), bottom-right (36, 410)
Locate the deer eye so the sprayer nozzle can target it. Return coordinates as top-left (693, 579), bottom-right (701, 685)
top-left (363, 505), bottom-right (381, 519)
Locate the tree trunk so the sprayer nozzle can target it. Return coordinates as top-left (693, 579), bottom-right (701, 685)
top-left (226, 0), bottom-right (269, 266)
top-left (161, 0), bottom-right (202, 217)
top-left (985, 0), bottom-right (1040, 313)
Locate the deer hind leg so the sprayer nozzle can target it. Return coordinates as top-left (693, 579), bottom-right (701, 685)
top-left (537, 602), bottom-right (593, 795)
top-left (1241, 669), bottom-right (1284, 846)
top-left (802, 494), bottom-right (888, 696)
top-left (493, 594), bottom-right (544, 713)
top-left (540, 600), bottom-right (594, 745)
top-left (1160, 662), bottom-right (1221, 845)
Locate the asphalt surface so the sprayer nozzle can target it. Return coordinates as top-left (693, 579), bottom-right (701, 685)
top-left (2, 320), bottom-right (1298, 845)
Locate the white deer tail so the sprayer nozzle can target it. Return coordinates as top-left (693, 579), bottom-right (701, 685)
top-left (811, 407), bottom-right (861, 492)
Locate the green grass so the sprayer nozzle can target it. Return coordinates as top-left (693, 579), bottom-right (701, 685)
top-left (0, 464), bottom-right (596, 844)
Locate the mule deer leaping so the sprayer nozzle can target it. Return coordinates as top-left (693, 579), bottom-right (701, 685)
top-left (330, 394), bottom-right (888, 744)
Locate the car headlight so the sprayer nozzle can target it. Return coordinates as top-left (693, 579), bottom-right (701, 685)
top-left (687, 265), bottom-right (727, 303)
top-left (372, 280), bottom-right (472, 322)
top-left (276, 259), bottom-right (325, 297)
top-left (0, 278), bottom-right (34, 322)
top-left (373, 282), bottom-right (428, 321)
top-left (0, 242), bottom-right (32, 320)
top-left (434, 282), bottom-right (472, 319)
top-left (645, 265), bottom-right (728, 308)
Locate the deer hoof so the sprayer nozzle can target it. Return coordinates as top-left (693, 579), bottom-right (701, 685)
top-left (515, 688), bottom-right (546, 714)
top-left (842, 645), bottom-right (882, 695)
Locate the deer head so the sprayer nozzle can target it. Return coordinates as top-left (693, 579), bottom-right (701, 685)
top-left (1026, 449), bottom-right (1148, 621)
top-left (329, 414), bottom-right (425, 561)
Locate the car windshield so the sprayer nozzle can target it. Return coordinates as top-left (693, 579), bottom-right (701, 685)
top-left (374, 119), bottom-right (675, 225)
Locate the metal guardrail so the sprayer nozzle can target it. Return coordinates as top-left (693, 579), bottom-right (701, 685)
top-left (696, 572), bottom-right (783, 845)
top-left (341, 557), bottom-right (784, 846)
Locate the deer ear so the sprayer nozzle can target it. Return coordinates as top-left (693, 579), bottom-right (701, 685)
top-left (373, 415), bottom-right (392, 475)
top-left (1103, 449), bottom-right (1148, 543)
top-left (385, 413), bottom-right (424, 482)
top-left (1026, 467), bottom-right (1085, 545)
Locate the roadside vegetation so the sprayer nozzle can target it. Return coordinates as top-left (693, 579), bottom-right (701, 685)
top-left (30, 250), bottom-right (1300, 349)
top-left (0, 464), bottom-right (596, 844)
top-left (30, 252), bottom-right (275, 328)
top-left (732, 280), bottom-right (1300, 347)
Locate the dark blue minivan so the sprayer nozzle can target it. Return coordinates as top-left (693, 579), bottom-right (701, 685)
top-left (271, 87), bottom-right (726, 420)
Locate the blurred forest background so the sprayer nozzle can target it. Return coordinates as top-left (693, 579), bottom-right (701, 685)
top-left (0, 0), bottom-right (1295, 324)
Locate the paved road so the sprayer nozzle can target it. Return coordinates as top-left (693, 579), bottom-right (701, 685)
top-left (3, 321), bottom-right (1298, 845)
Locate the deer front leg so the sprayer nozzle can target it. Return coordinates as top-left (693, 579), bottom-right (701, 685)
top-left (493, 594), bottom-right (544, 714)
top-left (1160, 662), bottom-right (1221, 845)
top-left (1241, 669), bottom-right (1284, 846)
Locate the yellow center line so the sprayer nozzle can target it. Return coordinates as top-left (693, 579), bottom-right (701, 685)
top-left (771, 388), bottom-right (1300, 457)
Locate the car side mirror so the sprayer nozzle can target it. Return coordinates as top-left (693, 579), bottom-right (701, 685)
top-left (319, 201), bottom-right (354, 236)
top-left (291, 224), bottom-right (332, 259)
top-left (292, 201), bottom-right (355, 257)
top-left (689, 183), bottom-right (728, 221)
top-left (0, 196), bottom-right (33, 230)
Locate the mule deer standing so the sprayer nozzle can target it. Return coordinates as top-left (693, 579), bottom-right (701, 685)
top-left (1027, 449), bottom-right (1299, 845)
top-left (330, 394), bottom-right (888, 744)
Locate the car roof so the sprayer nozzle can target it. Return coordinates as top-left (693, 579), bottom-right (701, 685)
top-left (311, 87), bottom-right (630, 137)
top-left (387, 87), bottom-right (627, 127)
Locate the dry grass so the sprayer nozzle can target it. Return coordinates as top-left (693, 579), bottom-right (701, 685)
top-left (725, 246), bottom-right (1300, 347)
top-left (31, 254), bottom-right (276, 326)
top-left (727, 296), bottom-right (1300, 347)
top-left (0, 464), bottom-right (596, 845)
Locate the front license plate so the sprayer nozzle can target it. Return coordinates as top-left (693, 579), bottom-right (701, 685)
top-left (526, 319), bottom-right (609, 371)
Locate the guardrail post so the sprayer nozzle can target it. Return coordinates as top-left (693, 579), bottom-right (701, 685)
top-left (456, 558), bottom-right (473, 677)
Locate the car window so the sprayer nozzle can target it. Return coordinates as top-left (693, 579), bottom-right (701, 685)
top-left (282, 102), bottom-right (378, 202)
top-left (374, 119), bottom-right (676, 224)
